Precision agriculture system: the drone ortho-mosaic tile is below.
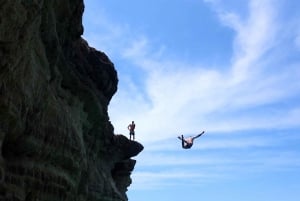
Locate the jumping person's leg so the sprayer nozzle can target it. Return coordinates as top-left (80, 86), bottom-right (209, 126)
top-left (192, 131), bottom-right (205, 140)
top-left (181, 135), bottom-right (185, 148)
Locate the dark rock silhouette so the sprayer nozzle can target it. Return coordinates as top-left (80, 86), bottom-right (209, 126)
top-left (0, 0), bottom-right (143, 200)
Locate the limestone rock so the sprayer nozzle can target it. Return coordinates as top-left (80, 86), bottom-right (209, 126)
top-left (0, 0), bottom-right (143, 200)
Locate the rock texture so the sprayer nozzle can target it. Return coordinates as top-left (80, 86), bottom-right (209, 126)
top-left (0, 0), bottom-right (143, 201)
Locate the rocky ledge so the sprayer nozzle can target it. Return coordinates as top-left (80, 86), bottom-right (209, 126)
top-left (0, 0), bottom-right (143, 200)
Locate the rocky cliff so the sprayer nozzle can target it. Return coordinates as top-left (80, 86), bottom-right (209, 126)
top-left (0, 0), bottom-right (143, 201)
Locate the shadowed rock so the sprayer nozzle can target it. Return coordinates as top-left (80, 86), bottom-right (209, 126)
top-left (113, 135), bottom-right (144, 159)
top-left (0, 0), bottom-right (143, 200)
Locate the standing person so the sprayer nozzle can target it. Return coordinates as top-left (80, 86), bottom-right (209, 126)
top-left (178, 131), bottom-right (205, 149)
top-left (127, 121), bottom-right (136, 140)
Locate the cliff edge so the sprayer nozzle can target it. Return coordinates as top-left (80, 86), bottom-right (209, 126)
top-left (0, 0), bottom-right (143, 200)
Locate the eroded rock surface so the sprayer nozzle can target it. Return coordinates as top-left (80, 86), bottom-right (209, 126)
top-left (0, 0), bottom-right (143, 200)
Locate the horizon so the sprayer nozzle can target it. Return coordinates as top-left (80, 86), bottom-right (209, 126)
top-left (83, 0), bottom-right (300, 201)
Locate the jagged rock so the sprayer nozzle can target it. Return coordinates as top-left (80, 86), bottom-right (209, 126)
top-left (113, 135), bottom-right (144, 159)
top-left (0, 0), bottom-right (143, 201)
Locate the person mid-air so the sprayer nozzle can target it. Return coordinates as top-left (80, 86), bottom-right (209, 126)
top-left (178, 131), bottom-right (205, 149)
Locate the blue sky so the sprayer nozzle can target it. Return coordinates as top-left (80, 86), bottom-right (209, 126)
top-left (82, 0), bottom-right (300, 201)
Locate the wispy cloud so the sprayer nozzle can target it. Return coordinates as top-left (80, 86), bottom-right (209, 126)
top-left (87, 0), bottom-right (300, 144)
top-left (83, 0), bottom-right (300, 191)
top-left (130, 169), bottom-right (224, 190)
top-left (131, 148), bottom-right (300, 190)
top-left (83, 0), bottom-right (300, 141)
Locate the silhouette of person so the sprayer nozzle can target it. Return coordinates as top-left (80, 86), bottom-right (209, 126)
top-left (178, 131), bottom-right (205, 149)
top-left (127, 121), bottom-right (136, 140)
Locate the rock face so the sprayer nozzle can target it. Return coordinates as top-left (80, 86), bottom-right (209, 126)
top-left (0, 0), bottom-right (143, 201)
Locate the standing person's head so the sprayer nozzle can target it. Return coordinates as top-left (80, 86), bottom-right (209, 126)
top-left (132, 121), bottom-right (134, 124)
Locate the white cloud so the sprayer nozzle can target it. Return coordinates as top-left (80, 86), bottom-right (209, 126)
top-left (82, 0), bottom-right (300, 150)
top-left (130, 148), bottom-right (300, 190)
top-left (294, 25), bottom-right (300, 50)
top-left (83, 1), bottom-right (300, 192)
top-left (130, 170), bottom-right (223, 190)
